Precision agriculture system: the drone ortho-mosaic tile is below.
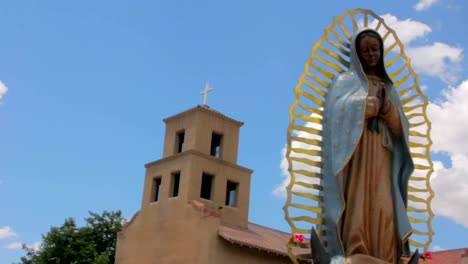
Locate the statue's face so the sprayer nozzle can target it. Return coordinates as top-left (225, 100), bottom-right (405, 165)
top-left (359, 36), bottom-right (381, 69)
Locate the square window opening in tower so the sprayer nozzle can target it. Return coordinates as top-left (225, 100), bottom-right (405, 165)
top-left (152, 177), bottom-right (162, 202)
top-left (175, 130), bottom-right (185, 153)
top-left (170, 172), bottom-right (180, 198)
top-left (200, 173), bottom-right (214, 200)
top-left (210, 132), bottom-right (223, 158)
top-left (225, 181), bottom-right (239, 207)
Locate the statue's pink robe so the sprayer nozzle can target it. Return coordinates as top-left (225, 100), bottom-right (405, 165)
top-left (341, 74), bottom-right (402, 264)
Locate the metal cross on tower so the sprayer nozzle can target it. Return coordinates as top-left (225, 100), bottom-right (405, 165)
top-left (200, 82), bottom-right (213, 106)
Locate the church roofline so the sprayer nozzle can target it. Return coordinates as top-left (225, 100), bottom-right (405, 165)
top-left (218, 222), bottom-right (310, 260)
top-left (144, 149), bottom-right (253, 174)
top-left (163, 105), bottom-right (244, 127)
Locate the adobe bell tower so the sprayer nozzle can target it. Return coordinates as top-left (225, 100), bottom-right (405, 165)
top-left (142, 105), bottom-right (252, 227)
top-left (116, 104), bottom-right (253, 263)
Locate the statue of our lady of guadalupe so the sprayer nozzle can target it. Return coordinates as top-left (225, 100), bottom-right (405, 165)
top-left (284, 9), bottom-right (434, 264)
top-left (313, 28), bottom-right (416, 264)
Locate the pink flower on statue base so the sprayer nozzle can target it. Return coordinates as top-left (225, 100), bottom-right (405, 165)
top-left (294, 234), bottom-right (304, 243)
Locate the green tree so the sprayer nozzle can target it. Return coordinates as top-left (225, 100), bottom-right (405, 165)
top-left (19, 210), bottom-right (125, 264)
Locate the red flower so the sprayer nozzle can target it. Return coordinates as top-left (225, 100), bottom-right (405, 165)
top-left (294, 234), bottom-right (304, 242)
top-left (425, 251), bottom-right (433, 259)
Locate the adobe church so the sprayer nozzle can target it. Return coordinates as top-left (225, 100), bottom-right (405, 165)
top-left (115, 104), bottom-right (308, 263)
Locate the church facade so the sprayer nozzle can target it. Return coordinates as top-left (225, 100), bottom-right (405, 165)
top-left (115, 105), bottom-right (308, 263)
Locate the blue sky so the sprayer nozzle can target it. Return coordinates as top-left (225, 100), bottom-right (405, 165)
top-left (0, 0), bottom-right (467, 263)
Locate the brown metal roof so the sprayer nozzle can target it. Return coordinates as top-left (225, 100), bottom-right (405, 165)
top-left (418, 248), bottom-right (468, 263)
top-left (219, 223), bottom-right (467, 263)
top-left (218, 222), bottom-right (309, 259)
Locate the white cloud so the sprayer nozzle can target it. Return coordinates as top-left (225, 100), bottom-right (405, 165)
top-left (426, 80), bottom-right (468, 227)
top-left (0, 226), bottom-right (16, 239)
top-left (4, 242), bottom-right (22, 250)
top-left (0, 80), bottom-right (8, 100)
top-left (414, 0), bottom-right (439, 11)
top-left (427, 80), bottom-right (468, 156)
top-left (375, 14), bottom-right (463, 84)
top-left (274, 113), bottom-right (322, 197)
top-left (273, 147), bottom-right (290, 198)
top-left (431, 155), bottom-right (468, 227)
top-left (274, 145), bottom-right (322, 198)
top-left (378, 14), bottom-right (432, 45)
top-left (432, 245), bottom-right (445, 251)
top-left (408, 43), bottom-right (463, 83)
top-left (4, 241), bottom-right (41, 251)
top-left (28, 241), bottom-right (41, 251)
